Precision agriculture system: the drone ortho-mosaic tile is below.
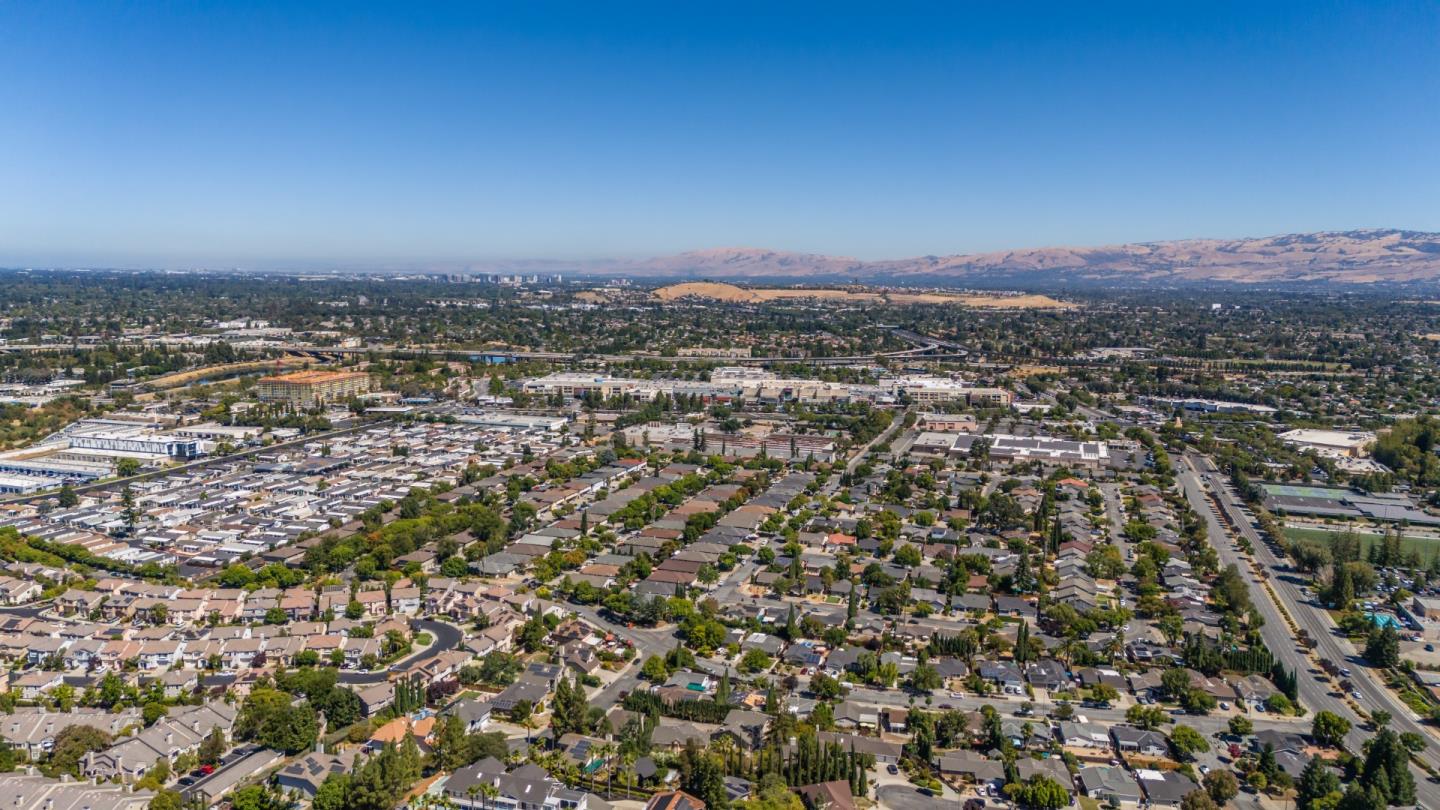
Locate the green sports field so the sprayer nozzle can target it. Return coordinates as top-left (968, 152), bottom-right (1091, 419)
top-left (1283, 525), bottom-right (1440, 560)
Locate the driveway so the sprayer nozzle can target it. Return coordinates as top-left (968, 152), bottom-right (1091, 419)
top-left (876, 785), bottom-right (969, 810)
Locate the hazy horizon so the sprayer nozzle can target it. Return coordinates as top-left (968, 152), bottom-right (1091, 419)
top-left (2, 1), bottom-right (1437, 268)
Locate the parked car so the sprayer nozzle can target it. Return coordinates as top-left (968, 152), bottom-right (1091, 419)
top-left (888, 764), bottom-right (899, 775)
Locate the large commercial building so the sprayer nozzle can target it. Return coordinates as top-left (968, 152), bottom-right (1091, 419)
top-left (944, 433), bottom-right (1113, 469)
top-left (68, 429), bottom-right (200, 459)
top-left (1277, 428), bottom-right (1375, 458)
top-left (523, 369), bottom-right (1014, 409)
top-left (1259, 483), bottom-right (1440, 525)
top-left (256, 370), bottom-right (372, 407)
top-left (893, 378), bottom-right (1012, 407)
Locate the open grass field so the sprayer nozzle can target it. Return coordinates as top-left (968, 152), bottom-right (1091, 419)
top-left (653, 281), bottom-right (1076, 309)
top-left (1283, 525), bottom-right (1440, 559)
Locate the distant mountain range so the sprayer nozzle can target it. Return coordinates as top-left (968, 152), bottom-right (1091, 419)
top-left (592, 229), bottom-right (1440, 286)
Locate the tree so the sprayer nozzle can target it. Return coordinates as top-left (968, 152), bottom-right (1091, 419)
top-left (231, 786), bottom-right (284, 810)
top-left (1179, 791), bottom-right (1218, 810)
top-left (120, 483), bottom-right (141, 531)
top-left (1335, 783), bottom-right (1385, 810)
top-left (1086, 544), bottom-right (1126, 580)
top-left (1297, 757), bottom-right (1341, 810)
top-left (1126, 704), bottom-right (1166, 730)
top-left (1157, 614), bottom-right (1185, 646)
top-left (1005, 775), bottom-right (1069, 809)
top-left (1169, 725), bottom-right (1210, 759)
top-left (345, 739), bottom-right (424, 810)
top-left (1359, 728), bottom-right (1415, 805)
top-left (1203, 770), bottom-right (1239, 805)
top-left (1228, 715), bottom-right (1253, 736)
top-left (1363, 625), bottom-right (1399, 668)
top-left (1257, 743), bottom-right (1279, 783)
top-left (641, 656), bottom-right (669, 682)
top-left (1327, 565), bottom-right (1355, 611)
top-left (738, 784), bottom-right (805, 810)
top-left (317, 686), bottom-right (363, 728)
top-left (1161, 667), bottom-right (1191, 701)
top-left (551, 675), bottom-right (591, 737)
top-left (1400, 731), bottom-right (1427, 752)
top-left (47, 724), bottom-right (111, 777)
top-left (679, 739), bottom-right (728, 810)
top-left (1311, 711), bottom-right (1351, 748)
top-left (1090, 683), bottom-right (1120, 704)
top-left (1014, 621), bottom-right (1034, 664)
top-left (894, 544), bottom-right (922, 567)
top-left (907, 664), bottom-right (942, 693)
top-left (518, 615), bottom-right (548, 652)
top-left (1180, 688), bottom-right (1217, 715)
top-left (149, 792), bottom-right (183, 810)
top-left (313, 775), bottom-right (351, 810)
top-left (1213, 565), bottom-right (1251, 614)
top-left (430, 715), bottom-right (471, 772)
top-left (198, 728), bottom-right (226, 766)
top-left (236, 688), bottom-right (319, 754)
top-left (740, 648), bottom-right (773, 674)
top-left (57, 482), bottom-right (78, 508)
top-left (810, 672), bottom-right (843, 700)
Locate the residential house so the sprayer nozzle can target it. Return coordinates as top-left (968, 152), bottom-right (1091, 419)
top-left (1110, 726), bottom-right (1169, 759)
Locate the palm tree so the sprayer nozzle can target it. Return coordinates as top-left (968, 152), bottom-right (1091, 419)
top-left (620, 751), bottom-right (637, 798)
top-left (479, 783), bottom-right (500, 810)
top-left (592, 741), bottom-right (617, 795)
top-left (1105, 633), bottom-right (1124, 665)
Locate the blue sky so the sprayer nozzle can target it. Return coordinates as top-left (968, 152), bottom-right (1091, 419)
top-left (1, 1), bottom-right (1436, 266)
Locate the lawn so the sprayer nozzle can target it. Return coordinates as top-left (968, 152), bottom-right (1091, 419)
top-left (1283, 526), bottom-right (1440, 559)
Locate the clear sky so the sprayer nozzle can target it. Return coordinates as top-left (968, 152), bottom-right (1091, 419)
top-left (1, 1), bottom-right (1437, 267)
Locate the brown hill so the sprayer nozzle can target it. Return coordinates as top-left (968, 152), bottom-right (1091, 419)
top-left (604, 230), bottom-right (1440, 285)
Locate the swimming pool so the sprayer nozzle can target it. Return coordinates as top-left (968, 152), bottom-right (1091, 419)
top-left (1367, 612), bottom-right (1401, 629)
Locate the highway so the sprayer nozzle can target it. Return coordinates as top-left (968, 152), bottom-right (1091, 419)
top-left (1180, 454), bottom-right (1440, 802)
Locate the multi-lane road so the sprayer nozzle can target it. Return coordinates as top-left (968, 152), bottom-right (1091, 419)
top-left (1180, 454), bottom-right (1440, 803)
